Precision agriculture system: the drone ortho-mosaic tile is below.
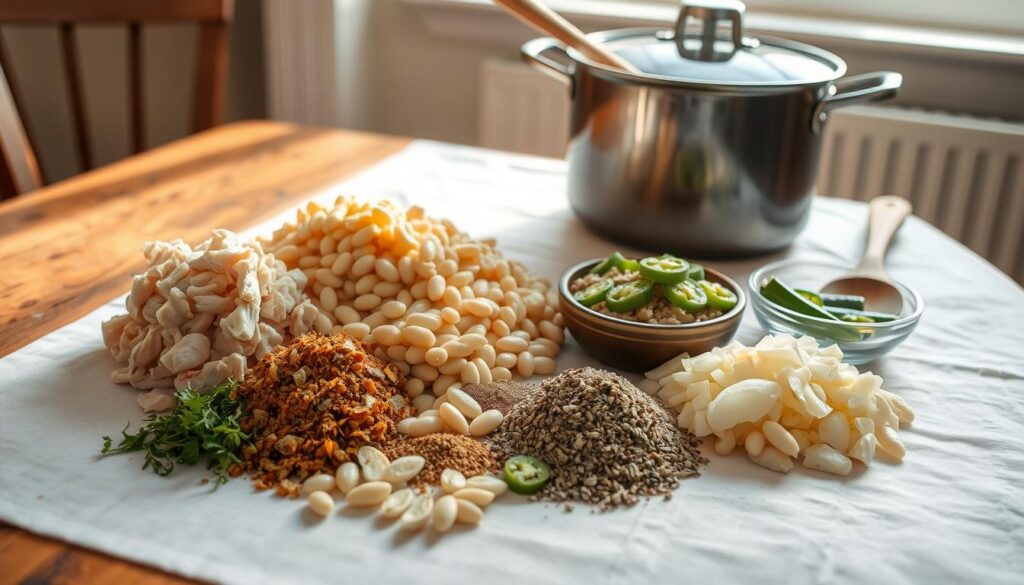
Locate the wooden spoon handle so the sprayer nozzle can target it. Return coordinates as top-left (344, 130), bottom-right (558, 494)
top-left (857, 195), bottom-right (913, 279)
top-left (493, 0), bottom-right (640, 73)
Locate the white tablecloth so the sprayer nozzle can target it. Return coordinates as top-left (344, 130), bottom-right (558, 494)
top-left (1, 141), bottom-right (1022, 585)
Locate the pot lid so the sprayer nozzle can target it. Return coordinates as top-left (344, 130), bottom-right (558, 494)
top-left (582, 0), bottom-right (845, 87)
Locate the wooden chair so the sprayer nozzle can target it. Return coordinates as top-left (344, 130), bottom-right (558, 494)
top-left (0, 0), bottom-right (234, 199)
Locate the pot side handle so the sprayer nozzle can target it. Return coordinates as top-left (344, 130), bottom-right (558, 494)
top-left (812, 71), bottom-right (903, 133)
top-left (522, 37), bottom-right (575, 93)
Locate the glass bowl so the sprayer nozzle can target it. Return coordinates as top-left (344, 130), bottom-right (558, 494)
top-left (748, 259), bottom-right (923, 365)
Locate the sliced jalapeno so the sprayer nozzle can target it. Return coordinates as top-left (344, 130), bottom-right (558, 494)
top-left (686, 263), bottom-right (705, 281)
top-left (638, 255), bottom-right (690, 284)
top-left (839, 314), bottom-right (874, 323)
top-left (820, 293), bottom-right (865, 311)
top-left (619, 258), bottom-right (641, 272)
top-left (573, 279), bottom-right (613, 307)
top-left (591, 252), bottom-right (626, 275)
top-left (698, 280), bottom-right (738, 311)
top-left (795, 289), bottom-right (824, 307)
top-left (504, 456), bottom-right (551, 495)
top-left (826, 307), bottom-right (897, 322)
top-left (605, 279), bottom-right (654, 313)
top-left (665, 279), bottom-right (708, 312)
top-left (760, 278), bottom-right (840, 321)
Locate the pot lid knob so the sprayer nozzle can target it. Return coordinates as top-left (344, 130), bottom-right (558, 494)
top-left (673, 0), bottom-right (754, 62)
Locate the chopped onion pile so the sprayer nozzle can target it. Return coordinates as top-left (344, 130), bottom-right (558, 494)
top-left (640, 334), bottom-right (914, 476)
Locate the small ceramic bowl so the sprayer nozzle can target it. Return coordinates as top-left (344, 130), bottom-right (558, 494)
top-left (558, 259), bottom-right (745, 372)
top-left (749, 259), bottom-right (923, 365)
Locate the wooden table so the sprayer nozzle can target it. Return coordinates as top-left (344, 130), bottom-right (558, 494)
top-left (0, 121), bottom-right (410, 584)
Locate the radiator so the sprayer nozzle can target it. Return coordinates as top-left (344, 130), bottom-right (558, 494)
top-left (477, 61), bottom-right (1024, 283)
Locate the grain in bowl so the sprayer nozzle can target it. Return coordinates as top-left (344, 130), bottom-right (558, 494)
top-left (558, 258), bottom-right (745, 372)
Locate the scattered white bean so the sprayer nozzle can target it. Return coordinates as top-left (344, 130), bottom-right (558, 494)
top-left (465, 475), bottom-right (508, 495)
top-left (385, 455), bottom-right (426, 484)
top-left (468, 409), bottom-right (503, 436)
top-left (439, 403), bottom-right (470, 434)
top-left (381, 488), bottom-right (415, 519)
top-left (447, 387), bottom-right (484, 419)
top-left (441, 468), bottom-right (467, 493)
top-left (307, 491), bottom-right (334, 517)
top-left (335, 461), bottom-right (360, 493)
top-left (357, 446), bottom-right (389, 481)
top-left (455, 499), bottom-right (484, 524)
top-left (453, 487), bottom-right (495, 507)
top-left (399, 493), bottom-right (434, 531)
top-left (301, 473), bottom-right (337, 495)
top-left (432, 495), bottom-right (458, 533)
top-left (345, 481), bottom-right (392, 506)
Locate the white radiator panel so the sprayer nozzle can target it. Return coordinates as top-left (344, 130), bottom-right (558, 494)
top-left (819, 107), bottom-right (1024, 283)
top-left (477, 60), bottom-right (1024, 283)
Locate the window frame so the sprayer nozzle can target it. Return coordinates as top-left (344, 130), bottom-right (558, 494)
top-left (600, 0), bottom-right (1023, 35)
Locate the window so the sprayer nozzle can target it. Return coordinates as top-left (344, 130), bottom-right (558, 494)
top-left (600, 0), bottom-right (1024, 34)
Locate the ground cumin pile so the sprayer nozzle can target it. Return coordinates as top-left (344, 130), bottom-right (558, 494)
top-left (385, 433), bottom-right (497, 486)
top-left (233, 332), bottom-right (410, 496)
top-left (462, 381), bottom-right (535, 415)
top-left (488, 367), bottom-right (706, 510)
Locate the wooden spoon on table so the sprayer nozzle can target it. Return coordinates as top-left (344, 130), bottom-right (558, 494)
top-left (493, 0), bottom-right (641, 73)
top-left (821, 195), bottom-right (913, 315)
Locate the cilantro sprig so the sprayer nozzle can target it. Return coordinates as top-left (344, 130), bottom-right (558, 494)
top-left (101, 380), bottom-right (249, 487)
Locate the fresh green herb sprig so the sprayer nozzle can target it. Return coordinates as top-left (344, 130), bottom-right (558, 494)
top-left (101, 380), bottom-right (249, 487)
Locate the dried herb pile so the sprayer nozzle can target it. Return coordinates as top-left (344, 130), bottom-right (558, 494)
top-left (488, 367), bottom-right (706, 510)
top-left (235, 332), bottom-right (410, 496)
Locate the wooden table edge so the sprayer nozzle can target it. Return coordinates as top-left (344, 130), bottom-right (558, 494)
top-left (0, 120), bottom-right (412, 584)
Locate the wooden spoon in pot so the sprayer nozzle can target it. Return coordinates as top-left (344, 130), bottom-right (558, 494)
top-left (821, 195), bottom-right (913, 315)
top-left (493, 0), bottom-right (640, 73)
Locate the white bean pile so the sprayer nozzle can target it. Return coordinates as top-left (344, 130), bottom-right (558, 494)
top-left (260, 196), bottom-right (564, 407)
top-left (642, 334), bottom-right (915, 476)
top-left (303, 446), bottom-right (507, 536)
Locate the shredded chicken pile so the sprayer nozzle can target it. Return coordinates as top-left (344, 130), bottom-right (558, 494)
top-left (101, 229), bottom-right (331, 411)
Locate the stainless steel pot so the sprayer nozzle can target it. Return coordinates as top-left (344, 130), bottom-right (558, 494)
top-left (522, 0), bottom-right (902, 256)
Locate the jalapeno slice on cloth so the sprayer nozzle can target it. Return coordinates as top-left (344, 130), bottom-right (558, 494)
top-left (665, 279), bottom-right (708, 312)
top-left (605, 279), bottom-right (654, 312)
top-left (573, 279), bottom-right (613, 307)
top-left (638, 255), bottom-right (690, 284)
top-left (504, 456), bottom-right (551, 495)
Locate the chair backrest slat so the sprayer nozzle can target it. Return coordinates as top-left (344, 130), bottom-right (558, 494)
top-left (0, 1), bottom-right (232, 23)
top-left (192, 21), bottom-right (228, 133)
top-left (0, 60), bottom-right (41, 198)
top-left (59, 23), bottom-right (92, 171)
top-left (128, 22), bottom-right (144, 154)
top-left (0, 0), bottom-right (233, 197)
top-left (0, 28), bottom-right (43, 185)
